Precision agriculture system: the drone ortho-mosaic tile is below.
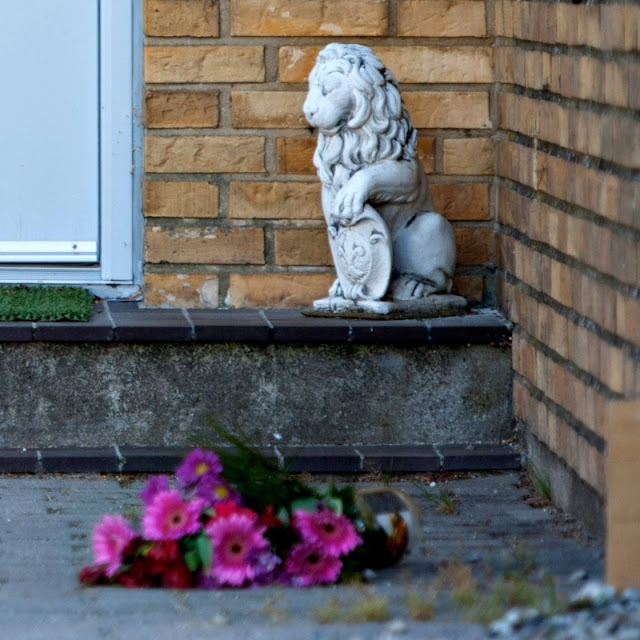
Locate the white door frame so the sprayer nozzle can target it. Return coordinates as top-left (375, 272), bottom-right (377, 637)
top-left (0, 0), bottom-right (142, 298)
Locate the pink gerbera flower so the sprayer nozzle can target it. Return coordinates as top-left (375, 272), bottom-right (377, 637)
top-left (93, 514), bottom-right (137, 577)
top-left (293, 507), bottom-right (362, 556)
top-left (284, 541), bottom-right (342, 586)
top-left (176, 448), bottom-right (222, 487)
top-left (142, 490), bottom-right (204, 540)
top-left (205, 512), bottom-right (272, 587)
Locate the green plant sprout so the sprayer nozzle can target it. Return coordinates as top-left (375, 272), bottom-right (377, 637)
top-left (413, 482), bottom-right (459, 514)
top-left (406, 587), bottom-right (435, 621)
top-left (528, 462), bottom-right (552, 501)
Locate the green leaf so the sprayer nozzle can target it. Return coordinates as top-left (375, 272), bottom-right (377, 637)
top-left (183, 549), bottom-right (200, 573)
top-left (196, 533), bottom-right (213, 576)
top-left (276, 506), bottom-right (290, 527)
top-left (324, 496), bottom-right (343, 515)
top-left (290, 497), bottom-right (319, 514)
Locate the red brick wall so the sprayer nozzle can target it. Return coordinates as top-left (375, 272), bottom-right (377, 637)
top-left (495, 0), bottom-right (640, 515)
top-left (142, 0), bottom-right (495, 308)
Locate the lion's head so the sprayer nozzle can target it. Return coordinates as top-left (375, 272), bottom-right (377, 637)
top-left (303, 43), bottom-right (416, 187)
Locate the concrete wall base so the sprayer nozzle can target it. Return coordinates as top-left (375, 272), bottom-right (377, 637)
top-left (0, 342), bottom-right (512, 448)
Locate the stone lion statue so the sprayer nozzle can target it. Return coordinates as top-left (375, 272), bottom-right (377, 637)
top-left (303, 43), bottom-right (457, 308)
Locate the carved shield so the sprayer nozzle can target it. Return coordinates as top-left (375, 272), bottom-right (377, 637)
top-left (328, 205), bottom-right (392, 301)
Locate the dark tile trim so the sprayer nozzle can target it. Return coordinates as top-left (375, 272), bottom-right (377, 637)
top-left (0, 303), bottom-right (511, 346)
top-left (357, 445), bottom-right (441, 472)
top-left (436, 444), bottom-right (522, 471)
top-left (0, 449), bottom-right (39, 473)
top-left (39, 448), bottom-right (121, 473)
top-left (0, 322), bottom-right (34, 342)
top-left (0, 444), bottom-right (521, 475)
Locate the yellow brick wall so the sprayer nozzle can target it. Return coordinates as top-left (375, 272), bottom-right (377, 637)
top-left (495, 0), bottom-right (640, 506)
top-left (142, 0), bottom-right (495, 308)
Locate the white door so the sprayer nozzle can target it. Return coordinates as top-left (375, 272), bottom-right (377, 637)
top-left (0, 1), bottom-right (135, 285)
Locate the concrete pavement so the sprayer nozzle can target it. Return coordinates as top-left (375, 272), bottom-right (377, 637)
top-left (0, 472), bottom-right (603, 639)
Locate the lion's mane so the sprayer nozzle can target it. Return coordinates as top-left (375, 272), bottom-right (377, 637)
top-left (311, 43), bottom-right (417, 188)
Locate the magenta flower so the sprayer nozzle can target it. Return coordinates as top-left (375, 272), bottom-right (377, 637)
top-left (205, 512), bottom-right (272, 587)
top-left (142, 490), bottom-right (205, 540)
top-left (176, 448), bottom-right (222, 487)
top-left (284, 541), bottom-right (343, 586)
top-left (293, 507), bottom-right (362, 557)
top-left (93, 514), bottom-right (137, 577)
top-left (139, 475), bottom-right (171, 505)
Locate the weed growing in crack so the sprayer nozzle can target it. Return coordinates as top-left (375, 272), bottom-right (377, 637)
top-left (413, 483), bottom-right (459, 514)
top-left (312, 596), bottom-right (344, 624)
top-left (438, 561), bottom-right (480, 608)
top-left (312, 592), bottom-right (390, 624)
top-left (261, 595), bottom-right (290, 623)
top-left (469, 574), bottom-right (564, 626)
top-left (406, 587), bottom-right (434, 621)
top-left (346, 594), bottom-right (390, 622)
top-left (528, 462), bottom-right (552, 502)
top-left (501, 541), bottom-right (538, 578)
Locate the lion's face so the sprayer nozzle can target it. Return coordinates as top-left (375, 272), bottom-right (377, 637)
top-left (306, 44), bottom-right (415, 187)
top-left (303, 68), bottom-right (353, 132)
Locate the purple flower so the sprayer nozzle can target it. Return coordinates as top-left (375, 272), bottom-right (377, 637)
top-left (284, 541), bottom-right (342, 586)
top-left (293, 507), bottom-right (362, 557)
top-left (195, 475), bottom-right (241, 508)
top-left (142, 490), bottom-right (205, 540)
top-left (92, 514), bottom-right (137, 577)
top-left (139, 475), bottom-right (171, 505)
top-left (176, 448), bottom-right (222, 489)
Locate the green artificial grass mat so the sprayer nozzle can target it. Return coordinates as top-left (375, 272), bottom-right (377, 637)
top-left (0, 286), bottom-right (94, 322)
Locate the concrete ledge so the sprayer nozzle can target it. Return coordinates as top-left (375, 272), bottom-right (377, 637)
top-left (0, 303), bottom-right (511, 345)
top-left (0, 444), bottom-right (521, 474)
top-left (0, 306), bottom-right (513, 449)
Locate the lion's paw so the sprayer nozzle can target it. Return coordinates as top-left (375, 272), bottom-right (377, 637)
top-left (388, 276), bottom-right (437, 300)
top-left (334, 181), bottom-right (367, 223)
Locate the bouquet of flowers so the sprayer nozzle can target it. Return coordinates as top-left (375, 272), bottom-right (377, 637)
top-left (79, 446), bottom-right (414, 589)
